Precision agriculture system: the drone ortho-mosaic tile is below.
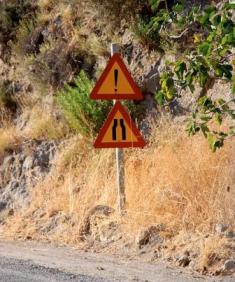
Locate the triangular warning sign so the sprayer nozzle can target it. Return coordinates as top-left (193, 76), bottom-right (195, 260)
top-left (91, 54), bottom-right (143, 100)
top-left (94, 102), bottom-right (145, 148)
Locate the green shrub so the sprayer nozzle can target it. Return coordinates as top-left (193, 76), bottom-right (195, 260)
top-left (57, 71), bottom-right (112, 137)
top-left (57, 71), bottom-right (147, 138)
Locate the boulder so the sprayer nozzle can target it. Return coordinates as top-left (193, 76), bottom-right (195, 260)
top-left (136, 224), bottom-right (165, 249)
top-left (178, 255), bottom-right (191, 267)
top-left (223, 259), bottom-right (235, 272)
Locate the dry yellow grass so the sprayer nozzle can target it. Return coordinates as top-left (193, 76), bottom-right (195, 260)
top-left (197, 235), bottom-right (228, 271)
top-left (124, 126), bottom-right (235, 235)
top-left (0, 103), bottom-right (67, 157)
top-left (21, 104), bottom-right (68, 140)
top-left (0, 110), bottom-right (22, 155)
top-left (4, 118), bottom-right (235, 245)
top-left (0, 126), bottom-right (21, 155)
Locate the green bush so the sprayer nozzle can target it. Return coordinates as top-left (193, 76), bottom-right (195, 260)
top-left (136, 0), bottom-right (235, 151)
top-left (57, 71), bottom-right (112, 137)
top-left (134, 1), bottom-right (171, 50)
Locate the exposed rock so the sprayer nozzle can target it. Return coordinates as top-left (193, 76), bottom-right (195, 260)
top-left (39, 212), bottom-right (69, 235)
top-left (178, 255), bottom-right (191, 267)
top-left (79, 205), bottom-right (114, 240)
top-left (92, 220), bottom-right (121, 243)
top-left (141, 60), bottom-right (161, 94)
top-left (0, 201), bottom-right (7, 212)
top-left (223, 259), bottom-right (235, 272)
top-left (0, 140), bottom-right (57, 216)
top-left (136, 224), bottom-right (165, 249)
top-left (215, 223), bottom-right (228, 234)
top-left (226, 230), bottom-right (235, 239)
top-left (188, 259), bottom-right (196, 269)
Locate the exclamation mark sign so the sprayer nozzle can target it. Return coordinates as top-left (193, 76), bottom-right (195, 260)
top-left (114, 69), bottom-right (118, 93)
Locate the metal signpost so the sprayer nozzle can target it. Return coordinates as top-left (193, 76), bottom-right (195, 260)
top-left (90, 43), bottom-right (145, 214)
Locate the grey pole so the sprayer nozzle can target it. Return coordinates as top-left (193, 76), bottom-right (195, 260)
top-left (111, 43), bottom-right (126, 214)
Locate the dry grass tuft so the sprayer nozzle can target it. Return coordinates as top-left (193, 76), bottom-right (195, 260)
top-left (21, 104), bottom-right (68, 140)
top-left (197, 235), bottom-right (228, 272)
top-left (0, 126), bottom-right (21, 156)
top-left (0, 109), bottom-right (22, 155)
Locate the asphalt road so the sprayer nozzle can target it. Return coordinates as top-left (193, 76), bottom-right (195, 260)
top-left (0, 241), bottom-right (234, 282)
top-left (0, 257), bottom-right (105, 282)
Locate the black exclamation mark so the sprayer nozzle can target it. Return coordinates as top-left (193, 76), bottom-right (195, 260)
top-left (114, 69), bottom-right (118, 93)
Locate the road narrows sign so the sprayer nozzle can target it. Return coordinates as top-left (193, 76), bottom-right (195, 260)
top-left (94, 101), bottom-right (145, 148)
top-left (90, 54), bottom-right (143, 100)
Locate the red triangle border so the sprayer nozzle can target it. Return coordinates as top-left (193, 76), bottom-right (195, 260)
top-left (90, 54), bottom-right (143, 100)
top-left (94, 101), bottom-right (145, 148)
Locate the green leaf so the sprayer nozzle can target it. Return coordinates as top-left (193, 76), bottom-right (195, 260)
top-left (186, 120), bottom-right (200, 136)
top-left (224, 3), bottom-right (235, 10)
top-left (215, 98), bottom-right (230, 111)
top-left (185, 73), bottom-right (193, 85)
top-left (198, 42), bottom-right (212, 56)
top-left (155, 90), bottom-right (165, 106)
top-left (218, 46), bottom-right (230, 56)
top-left (173, 3), bottom-right (184, 13)
top-left (214, 66), bottom-right (223, 77)
top-left (174, 61), bottom-right (186, 79)
top-left (214, 112), bottom-right (222, 125)
top-left (207, 133), bottom-right (217, 152)
top-left (207, 31), bottom-right (216, 42)
top-left (207, 132), bottom-right (225, 152)
top-left (216, 64), bottom-right (233, 80)
top-left (210, 14), bottom-right (221, 27)
top-left (198, 6), bottom-right (216, 25)
top-left (149, 0), bottom-right (161, 12)
top-left (185, 73), bottom-right (195, 93)
top-left (198, 96), bottom-right (213, 109)
top-left (200, 115), bottom-right (211, 122)
top-left (221, 19), bottom-right (234, 35)
top-left (200, 124), bottom-right (210, 138)
top-left (204, 6), bottom-right (216, 14)
top-left (221, 33), bottom-right (234, 45)
top-left (199, 70), bottom-right (209, 87)
top-left (232, 78), bottom-right (235, 95)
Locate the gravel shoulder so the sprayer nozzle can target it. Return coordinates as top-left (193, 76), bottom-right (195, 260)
top-left (0, 240), bottom-right (234, 282)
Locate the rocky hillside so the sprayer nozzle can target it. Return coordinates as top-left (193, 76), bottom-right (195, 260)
top-left (0, 0), bottom-right (235, 276)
